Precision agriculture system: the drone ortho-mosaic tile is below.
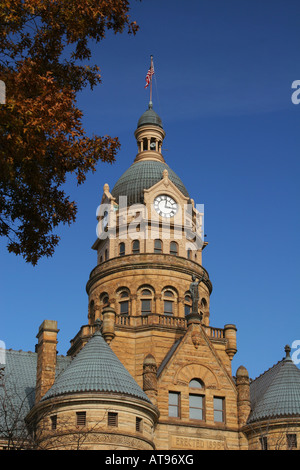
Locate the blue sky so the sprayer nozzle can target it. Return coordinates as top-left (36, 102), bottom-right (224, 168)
top-left (1, 0), bottom-right (300, 380)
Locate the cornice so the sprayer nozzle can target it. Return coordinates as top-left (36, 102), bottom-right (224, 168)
top-left (86, 254), bottom-right (213, 294)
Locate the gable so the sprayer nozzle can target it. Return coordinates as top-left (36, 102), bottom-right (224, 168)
top-left (157, 323), bottom-right (236, 394)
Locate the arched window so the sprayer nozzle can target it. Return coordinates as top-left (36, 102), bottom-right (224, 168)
top-left (189, 379), bottom-right (205, 421)
top-left (119, 242), bottom-right (125, 256)
top-left (141, 288), bottom-right (152, 315)
top-left (154, 239), bottom-right (162, 254)
top-left (189, 378), bottom-right (204, 389)
top-left (141, 288), bottom-right (152, 295)
top-left (187, 249), bottom-right (192, 260)
top-left (170, 241), bottom-right (178, 256)
top-left (100, 292), bottom-right (109, 307)
top-left (117, 289), bottom-right (130, 315)
top-left (162, 289), bottom-right (175, 315)
top-left (105, 249), bottom-right (108, 261)
top-left (184, 294), bottom-right (192, 316)
top-left (132, 240), bottom-right (140, 254)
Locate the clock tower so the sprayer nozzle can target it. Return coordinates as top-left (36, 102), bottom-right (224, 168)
top-left (3, 99), bottom-right (300, 452)
top-left (68, 102), bottom-right (244, 450)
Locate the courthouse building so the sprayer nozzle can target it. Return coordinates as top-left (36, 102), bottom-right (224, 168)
top-left (1, 103), bottom-right (300, 450)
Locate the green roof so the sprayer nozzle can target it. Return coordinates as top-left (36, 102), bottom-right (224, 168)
top-left (111, 160), bottom-right (190, 206)
top-left (42, 330), bottom-right (151, 403)
top-left (137, 104), bottom-right (163, 129)
top-left (0, 350), bottom-right (70, 437)
top-left (248, 346), bottom-right (300, 423)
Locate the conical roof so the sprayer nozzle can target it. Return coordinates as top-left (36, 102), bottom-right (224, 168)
top-left (42, 330), bottom-right (151, 403)
top-left (248, 346), bottom-right (300, 423)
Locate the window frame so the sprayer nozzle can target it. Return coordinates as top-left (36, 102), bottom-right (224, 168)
top-left (119, 242), bottom-right (125, 256)
top-left (132, 239), bottom-right (140, 254)
top-left (120, 300), bottom-right (129, 315)
top-left (169, 391), bottom-right (181, 418)
top-left (76, 411), bottom-right (86, 427)
top-left (170, 241), bottom-right (178, 256)
top-left (154, 239), bottom-right (163, 254)
top-left (136, 417), bottom-right (143, 433)
top-left (189, 378), bottom-right (205, 422)
top-left (108, 412), bottom-right (118, 427)
top-left (139, 287), bottom-right (154, 315)
top-left (287, 433), bottom-right (297, 449)
top-left (50, 415), bottom-right (57, 431)
top-left (162, 288), bottom-right (176, 315)
top-left (117, 289), bottom-right (130, 315)
top-left (184, 294), bottom-right (192, 316)
top-left (189, 393), bottom-right (205, 421)
top-left (213, 396), bottom-right (225, 423)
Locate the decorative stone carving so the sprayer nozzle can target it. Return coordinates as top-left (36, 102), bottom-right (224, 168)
top-left (191, 330), bottom-right (201, 349)
top-left (143, 354), bottom-right (157, 392)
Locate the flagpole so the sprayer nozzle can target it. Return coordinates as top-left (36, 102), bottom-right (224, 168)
top-left (150, 55), bottom-right (153, 107)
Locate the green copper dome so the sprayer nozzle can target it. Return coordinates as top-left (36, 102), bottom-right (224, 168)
top-left (248, 346), bottom-right (300, 424)
top-left (111, 160), bottom-right (190, 206)
top-left (137, 103), bottom-right (163, 128)
top-left (42, 330), bottom-right (151, 403)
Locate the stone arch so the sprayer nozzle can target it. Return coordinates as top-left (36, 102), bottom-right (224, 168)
top-left (174, 362), bottom-right (220, 389)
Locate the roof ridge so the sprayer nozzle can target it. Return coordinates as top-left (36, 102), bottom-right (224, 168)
top-left (250, 357), bottom-right (284, 383)
top-left (5, 349), bottom-right (37, 356)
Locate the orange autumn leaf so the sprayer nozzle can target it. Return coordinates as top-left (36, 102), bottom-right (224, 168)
top-left (0, 0), bottom-right (139, 265)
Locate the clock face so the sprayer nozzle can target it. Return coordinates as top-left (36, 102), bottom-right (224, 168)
top-left (154, 195), bottom-right (178, 218)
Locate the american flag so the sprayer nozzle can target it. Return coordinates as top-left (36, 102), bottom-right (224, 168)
top-left (144, 62), bottom-right (154, 89)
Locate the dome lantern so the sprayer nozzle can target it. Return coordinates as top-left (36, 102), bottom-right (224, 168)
top-left (134, 102), bottom-right (166, 163)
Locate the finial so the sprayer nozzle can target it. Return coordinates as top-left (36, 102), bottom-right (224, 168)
top-left (285, 344), bottom-right (292, 360)
top-left (148, 101), bottom-right (153, 109)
